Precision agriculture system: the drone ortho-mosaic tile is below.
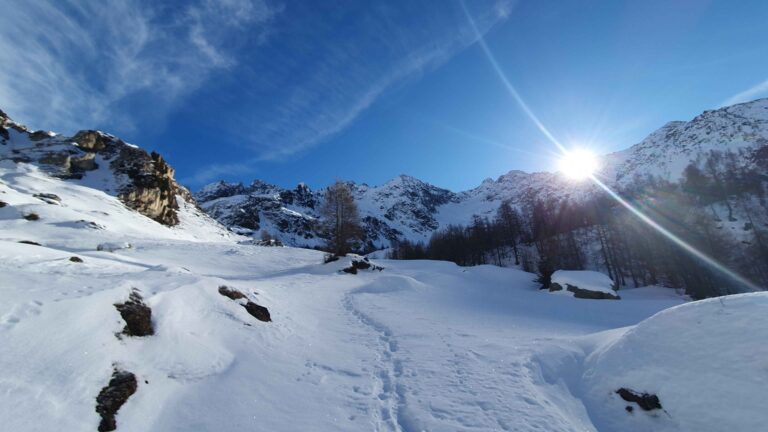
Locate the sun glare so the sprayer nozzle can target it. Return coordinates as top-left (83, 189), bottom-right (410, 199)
top-left (558, 148), bottom-right (599, 181)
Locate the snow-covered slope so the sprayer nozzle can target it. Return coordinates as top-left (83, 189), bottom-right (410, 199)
top-left (198, 98), bottom-right (768, 248)
top-left (2, 105), bottom-right (767, 431)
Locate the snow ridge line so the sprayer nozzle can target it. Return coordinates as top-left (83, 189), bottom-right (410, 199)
top-left (342, 291), bottom-right (409, 432)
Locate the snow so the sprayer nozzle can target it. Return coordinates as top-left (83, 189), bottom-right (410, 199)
top-left (580, 292), bottom-right (768, 431)
top-left (1, 160), bottom-right (766, 431)
top-left (552, 270), bottom-right (618, 296)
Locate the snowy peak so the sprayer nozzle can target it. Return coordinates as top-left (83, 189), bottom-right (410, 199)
top-left (610, 98), bottom-right (768, 185)
top-left (198, 98), bottom-right (768, 249)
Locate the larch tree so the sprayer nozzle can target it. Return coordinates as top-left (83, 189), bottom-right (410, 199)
top-left (320, 180), bottom-right (361, 256)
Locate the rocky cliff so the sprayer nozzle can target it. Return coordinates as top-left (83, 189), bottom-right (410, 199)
top-left (0, 110), bottom-right (190, 226)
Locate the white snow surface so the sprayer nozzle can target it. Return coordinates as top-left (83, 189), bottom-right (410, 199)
top-left (552, 270), bottom-right (618, 296)
top-left (2, 162), bottom-right (766, 431)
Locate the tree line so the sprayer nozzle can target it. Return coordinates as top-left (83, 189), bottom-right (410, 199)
top-left (390, 149), bottom-right (768, 299)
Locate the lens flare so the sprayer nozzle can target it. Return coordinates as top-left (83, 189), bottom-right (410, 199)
top-left (558, 149), bottom-right (599, 181)
top-left (461, 0), bottom-right (761, 291)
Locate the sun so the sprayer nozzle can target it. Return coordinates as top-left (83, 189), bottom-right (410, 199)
top-left (558, 148), bottom-right (599, 181)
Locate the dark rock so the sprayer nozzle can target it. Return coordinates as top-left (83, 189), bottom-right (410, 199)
top-left (243, 301), bottom-right (271, 322)
top-left (18, 240), bottom-right (41, 246)
top-left (69, 256), bottom-right (83, 263)
top-left (342, 259), bottom-right (384, 274)
top-left (33, 193), bottom-right (61, 204)
top-left (28, 130), bottom-right (51, 141)
top-left (549, 282), bottom-right (620, 300)
top-left (218, 285), bottom-right (246, 300)
top-left (23, 213), bottom-right (40, 221)
top-left (323, 253), bottom-right (340, 264)
top-left (625, 405), bottom-right (634, 413)
top-left (95, 369), bottom-right (137, 432)
top-left (0, 200), bottom-right (6, 208)
top-left (616, 388), bottom-right (662, 411)
top-left (352, 259), bottom-right (371, 270)
top-left (342, 266), bottom-right (358, 274)
top-left (114, 290), bottom-right (154, 337)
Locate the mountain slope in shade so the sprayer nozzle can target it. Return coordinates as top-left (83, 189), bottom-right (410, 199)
top-left (197, 98), bottom-right (768, 248)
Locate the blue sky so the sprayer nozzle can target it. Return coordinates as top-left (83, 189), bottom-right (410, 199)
top-left (2, 0), bottom-right (768, 192)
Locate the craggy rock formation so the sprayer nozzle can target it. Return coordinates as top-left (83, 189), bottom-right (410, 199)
top-left (95, 369), bottom-right (138, 432)
top-left (114, 290), bottom-right (154, 337)
top-left (1, 110), bottom-right (191, 226)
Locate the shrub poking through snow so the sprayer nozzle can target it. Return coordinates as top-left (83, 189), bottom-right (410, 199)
top-left (23, 212), bottom-right (40, 221)
top-left (616, 388), bottom-right (662, 411)
top-left (95, 369), bottom-right (137, 432)
top-left (218, 286), bottom-right (272, 322)
top-left (114, 290), bottom-right (154, 337)
top-left (18, 240), bottom-right (41, 246)
top-left (69, 256), bottom-right (83, 263)
top-left (218, 285), bottom-right (246, 300)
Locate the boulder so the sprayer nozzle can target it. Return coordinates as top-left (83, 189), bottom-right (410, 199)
top-left (218, 285), bottom-right (247, 300)
top-left (549, 270), bottom-right (620, 300)
top-left (95, 369), bottom-right (137, 432)
top-left (114, 290), bottom-right (154, 337)
top-left (616, 388), bottom-right (662, 411)
top-left (243, 301), bottom-right (272, 322)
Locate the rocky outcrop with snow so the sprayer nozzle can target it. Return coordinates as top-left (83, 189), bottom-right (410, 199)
top-left (0, 110), bottom-right (194, 226)
top-left (197, 99), bottom-right (768, 248)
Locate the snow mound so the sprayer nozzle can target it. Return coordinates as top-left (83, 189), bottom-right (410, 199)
top-left (551, 270), bottom-right (618, 298)
top-left (582, 292), bottom-right (768, 431)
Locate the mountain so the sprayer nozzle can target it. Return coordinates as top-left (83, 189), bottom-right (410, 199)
top-left (2, 102), bottom-right (767, 432)
top-left (197, 98), bottom-right (768, 249)
top-left (0, 108), bottom-right (233, 241)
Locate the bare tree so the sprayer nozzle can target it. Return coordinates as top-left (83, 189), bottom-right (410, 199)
top-left (320, 180), bottom-right (361, 256)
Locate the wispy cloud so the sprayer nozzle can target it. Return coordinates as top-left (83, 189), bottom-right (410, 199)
top-left (0, 0), bottom-right (278, 133)
top-left (229, 1), bottom-right (515, 162)
top-left (1, 0), bottom-right (512, 188)
top-left (721, 78), bottom-right (768, 107)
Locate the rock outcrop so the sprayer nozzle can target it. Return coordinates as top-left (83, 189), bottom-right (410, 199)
top-left (95, 369), bottom-right (138, 432)
top-left (1, 111), bottom-right (190, 226)
top-left (549, 282), bottom-right (620, 300)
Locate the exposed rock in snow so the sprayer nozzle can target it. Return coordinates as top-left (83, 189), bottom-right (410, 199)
top-left (95, 369), bottom-right (138, 432)
top-left (550, 270), bottom-right (620, 300)
top-left (1, 112), bottom-right (195, 226)
top-left (114, 290), bottom-right (154, 337)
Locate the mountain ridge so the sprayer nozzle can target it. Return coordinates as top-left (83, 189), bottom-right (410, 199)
top-left (196, 97), bottom-right (768, 248)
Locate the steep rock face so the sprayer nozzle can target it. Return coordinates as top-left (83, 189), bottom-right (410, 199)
top-left (197, 98), bottom-right (768, 248)
top-left (0, 111), bottom-right (189, 226)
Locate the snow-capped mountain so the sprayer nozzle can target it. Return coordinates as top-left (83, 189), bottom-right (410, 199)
top-left (197, 98), bottom-right (768, 248)
top-left (0, 108), bottom-right (232, 240)
top-left (2, 101), bottom-right (767, 432)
